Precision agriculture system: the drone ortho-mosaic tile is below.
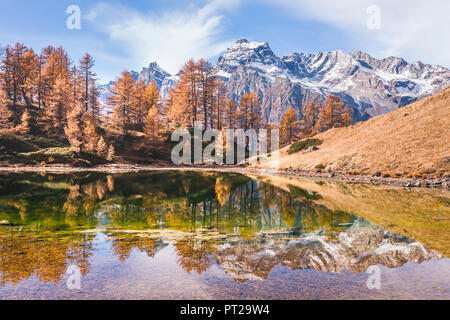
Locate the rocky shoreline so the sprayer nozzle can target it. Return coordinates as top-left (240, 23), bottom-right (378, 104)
top-left (0, 164), bottom-right (448, 190)
top-left (253, 168), bottom-right (450, 190)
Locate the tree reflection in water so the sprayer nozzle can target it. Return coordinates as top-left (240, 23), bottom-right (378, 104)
top-left (0, 171), bottom-right (447, 285)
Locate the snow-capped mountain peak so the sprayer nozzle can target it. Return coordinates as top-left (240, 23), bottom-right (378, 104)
top-left (216, 39), bottom-right (283, 74)
top-left (101, 39), bottom-right (450, 123)
top-left (212, 40), bottom-right (450, 122)
top-left (137, 62), bottom-right (171, 88)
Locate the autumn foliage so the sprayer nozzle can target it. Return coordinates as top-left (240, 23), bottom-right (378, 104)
top-left (0, 42), bottom-right (355, 164)
top-left (279, 94), bottom-right (353, 146)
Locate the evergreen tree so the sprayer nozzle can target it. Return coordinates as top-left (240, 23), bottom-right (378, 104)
top-left (167, 59), bottom-right (198, 129)
top-left (197, 59), bottom-right (213, 129)
top-left (210, 78), bottom-right (227, 129)
top-left (167, 59), bottom-right (230, 130)
top-left (340, 107), bottom-right (354, 127)
top-left (88, 78), bottom-right (100, 119)
top-left (166, 78), bottom-right (193, 129)
top-left (41, 47), bottom-right (71, 109)
top-left (0, 43), bottom-right (38, 106)
top-left (43, 75), bottom-right (71, 137)
top-left (19, 49), bottom-right (38, 106)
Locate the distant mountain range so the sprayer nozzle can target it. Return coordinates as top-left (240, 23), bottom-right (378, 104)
top-left (101, 39), bottom-right (450, 123)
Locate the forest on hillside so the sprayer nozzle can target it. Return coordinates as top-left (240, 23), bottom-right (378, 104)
top-left (0, 43), bottom-right (353, 165)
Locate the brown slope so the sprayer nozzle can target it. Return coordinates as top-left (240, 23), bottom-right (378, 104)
top-left (256, 87), bottom-right (450, 177)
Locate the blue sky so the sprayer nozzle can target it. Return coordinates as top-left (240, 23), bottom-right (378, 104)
top-left (1, 0), bottom-right (449, 83)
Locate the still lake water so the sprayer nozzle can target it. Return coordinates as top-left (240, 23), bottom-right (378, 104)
top-left (0, 170), bottom-right (449, 300)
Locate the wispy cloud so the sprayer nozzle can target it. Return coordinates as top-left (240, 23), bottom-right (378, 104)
top-left (86, 0), bottom-right (241, 74)
top-left (264, 0), bottom-right (450, 67)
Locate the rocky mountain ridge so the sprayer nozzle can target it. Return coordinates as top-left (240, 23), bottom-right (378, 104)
top-left (101, 39), bottom-right (450, 123)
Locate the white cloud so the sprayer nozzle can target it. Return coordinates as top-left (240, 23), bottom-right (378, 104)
top-left (264, 0), bottom-right (450, 67)
top-left (86, 0), bottom-right (241, 75)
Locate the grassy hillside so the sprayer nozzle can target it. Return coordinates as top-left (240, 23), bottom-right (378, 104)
top-left (0, 134), bottom-right (108, 167)
top-left (0, 128), bottom-right (170, 167)
top-left (256, 87), bottom-right (450, 178)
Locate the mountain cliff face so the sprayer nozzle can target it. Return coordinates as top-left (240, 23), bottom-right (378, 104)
top-left (102, 39), bottom-right (450, 123)
top-left (134, 62), bottom-right (171, 88)
top-left (215, 39), bottom-right (450, 122)
top-left (98, 62), bottom-right (178, 107)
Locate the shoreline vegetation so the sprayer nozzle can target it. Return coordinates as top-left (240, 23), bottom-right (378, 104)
top-left (0, 164), bottom-right (448, 190)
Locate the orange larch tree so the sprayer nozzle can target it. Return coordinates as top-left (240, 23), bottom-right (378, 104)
top-left (0, 87), bottom-right (13, 131)
top-left (144, 104), bottom-right (165, 147)
top-left (82, 110), bottom-right (100, 152)
top-left (316, 94), bottom-right (350, 132)
top-left (79, 53), bottom-right (98, 114)
top-left (210, 78), bottom-right (227, 129)
top-left (223, 98), bottom-right (237, 130)
top-left (0, 43), bottom-right (38, 106)
top-left (19, 108), bottom-right (33, 135)
top-left (133, 79), bottom-right (148, 128)
top-left (108, 71), bottom-right (135, 134)
top-left (64, 103), bottom-right (84, 153)
top-left (301, 99), bottom-right (321, 136)
top-left (280, 106), bottom-right (300, 146)
top-left (238, 92), bottom-right (263, 130)
top-left (166, 62), bottom-right (196, 129)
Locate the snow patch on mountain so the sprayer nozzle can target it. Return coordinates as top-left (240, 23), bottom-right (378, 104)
top-left (100, 39), bottom-right (450, 123)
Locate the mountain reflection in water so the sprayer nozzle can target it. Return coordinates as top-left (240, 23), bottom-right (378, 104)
top-left (0, 171), bottom-right (448, 288)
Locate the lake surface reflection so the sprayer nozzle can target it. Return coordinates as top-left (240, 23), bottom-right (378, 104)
top-left (0, 171), bottom-right (449, 299)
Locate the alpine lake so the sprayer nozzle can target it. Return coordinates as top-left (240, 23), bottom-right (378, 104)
top-left (0, 170), bottom-right (449, 299)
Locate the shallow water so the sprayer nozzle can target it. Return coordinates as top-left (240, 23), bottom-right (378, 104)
top-left (0, 171), bottom-right (449, 300)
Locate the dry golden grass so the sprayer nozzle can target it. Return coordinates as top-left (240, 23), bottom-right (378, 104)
top-left (257, 88), bottom-right (450, 177)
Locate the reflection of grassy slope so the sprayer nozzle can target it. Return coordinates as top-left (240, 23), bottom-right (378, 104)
top-left (257, 175), bottom-right (450, 256)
